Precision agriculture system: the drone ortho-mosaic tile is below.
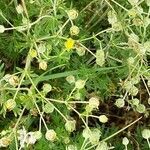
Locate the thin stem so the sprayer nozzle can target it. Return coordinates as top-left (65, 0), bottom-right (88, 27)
top-left (101, 117), bottom-right (142, 142)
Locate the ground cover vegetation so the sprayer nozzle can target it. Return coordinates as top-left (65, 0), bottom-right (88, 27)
top-left (0, 0), bottom-right (150, 149)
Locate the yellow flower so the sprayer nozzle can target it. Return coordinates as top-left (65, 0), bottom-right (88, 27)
top-left (65, 38), bottom-right (75, 50)
top-left (29, 49), bottom-right (37, 58)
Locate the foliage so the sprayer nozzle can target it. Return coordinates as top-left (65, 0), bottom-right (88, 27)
top-left (0, 0), bottom-right (150, 149)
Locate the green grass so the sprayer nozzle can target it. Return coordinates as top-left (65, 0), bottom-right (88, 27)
top-left (0, 0), bottom-right (150, 149)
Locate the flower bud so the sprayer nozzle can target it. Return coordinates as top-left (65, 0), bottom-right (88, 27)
top-left (130, 98), bottom-right (139, 106)
top-left (8, 75), bottom-right (19, 87)
top-left (96, 50), bottom-right (105, 66)
top-left (5, 99), bottom-right (16, 111)
top-left (112, 22), bottom-right (123, 31)
top-left (133, 18), bottom-right (143, 26)
top-left (0, 25), bottom-right (5, 33)
top-left (128, 9), bottom-right (137, 18)
top-left (67, 9), bottom-right (78, 20)
top-left (115, 98), bottom-right (125, 108)
top-left (42, 83), bottom-right (52, 93)
top-left (70, 26), bottom-right (79, 35)
top-left (142, 129), bottom-right (150, 139)
top-left (136, 104), bottom-right (146, 113)
top-left (0, 137), bottom-right (11, 147)
top-left (107, 11), bottom-right (117, 24)
top-left (66, 75), bottom-right (75, 84)
top-left (99, 115), bottom-right (108, 123)
top-left (16, 4), bottom-right (23, 14)
top-left (122, 137), bottom-right (129, 146)
top-left (67, 145), bottom-right (77, 150)
top-left (96, 142), bottom-right (108, 150)
top-left (75, 79), bottom-right (86, 89)
top-left (82, 128), bottom-right (90, 139)
top-left (89, 97), bottom-right (99, 109)
top-left (39, 61), bottom-right (47, 70)
top-left (76, 46), bottom-right (86, 56)
top-left (129, 86), bottom-right (138, 96)
top-left (65, 120), bottom-right (76, 132)
top-left (45, 129), bottom-right (57, 142)
top-left (43, 103), bottom-right (54, 114)
top-left (38, 43), bottom-right (46, 53)
top-left (89, 128), bottom-right (101, 144)
top-left (34, 131), bottom-right (42, 140)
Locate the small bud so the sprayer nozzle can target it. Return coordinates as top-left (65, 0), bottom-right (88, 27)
top-left (70, 25), bottom-right (80, 35)
top-left (133, 18), bottom-right (143, 26)
top-left (129, 86), bottom-right (138, 96)
top-left (67, 145), bottom-right (77, 150)
top-left (76, 46), bottom-right (86, 56)
top-left (42, 83), bottom-right (52, 93)
top-left (130, 98), bottom-right (139, 106)
top-left (82, 128), bottom-right (90, 139)
top-left (123, 81), bottom-right (133, 91)
top-left (107, 11), bottom-right (117, 24)
top-left (96, 50), bottom-right (105, 66)
top-left (8, 75), bottom-right (19, 87)
top-left (45, 129), bottom-right (57, 142)
top-left (89, 128), bottom-right (101, 144)
top-left (34, 131), bottom-right (42, 140)
top-left (112, 22), bottom-right (123, 31)
top-left (39, 61), bottom-right (47, 70)
top-left (0, 25), bottom-right (5, 33)
top-left (43, 103), bottom-right (54, 114)
top-left (22, 17), bottom-right (28, 25)
top-left (115, 98), bottom-right (125, 108)
top-left (130, 76), bottom-right (140, 85)
top-left (67, 9), bottom-right (78, 20)
top-left (37, 43), bottom-right (46, 53)
top-left (122, 137), bottom-right (129, 146)
top-left (128, 33), bottom-right (139, 45)
top-left (99, 115), bottom-right (108, 123)
top-left (64, 137), bottom-right (70, 144)
top-left (74, 92), bottom-right (82, 100)
top-left (5, 99), bottom-right (16, 111)
top-left (65, 120), bottom-right (76, 132)
top-left (75, 79), bottom-right (86, 89)
top-left (136, 104), bottom-right (146, 113)
top-left (30, 108), bottom-right (38, 116)
top-left (85, 105), bottom-right (93, 113)
top-left (66, 75), bottom-right (75, 84)
top-left (96, 142), bottom-right (109, 150)
top-left (89, 97), bottom-right (99, 109)
top-left (142, 129), bottom-right (150, 139)
top-left (0, 137), bottom-right (11, 147)
top-left (16, 4), bottom-right (23, 14)
top-left (128, 9), bottom-right (137, 18)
